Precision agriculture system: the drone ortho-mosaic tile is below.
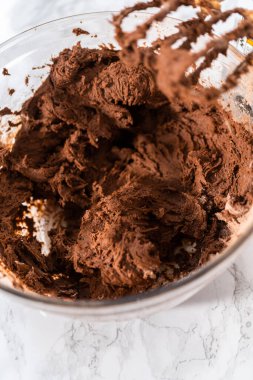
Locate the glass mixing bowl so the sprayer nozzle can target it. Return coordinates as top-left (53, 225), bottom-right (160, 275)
top-left (0, 12), bottom-right (252, 321)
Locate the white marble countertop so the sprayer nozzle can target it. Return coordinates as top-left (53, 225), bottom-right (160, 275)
top-left (1, 1), bottom-right (253, 379)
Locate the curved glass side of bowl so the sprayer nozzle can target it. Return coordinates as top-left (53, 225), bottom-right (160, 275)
top-left (0, 12), bottom-right (252, 320)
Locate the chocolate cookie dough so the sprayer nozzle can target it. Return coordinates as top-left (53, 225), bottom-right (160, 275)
top-left (0, 1), bottom-right (253, 300)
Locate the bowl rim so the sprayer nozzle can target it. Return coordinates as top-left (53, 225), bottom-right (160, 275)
top-left (0, 10), bottom-right (251, 316)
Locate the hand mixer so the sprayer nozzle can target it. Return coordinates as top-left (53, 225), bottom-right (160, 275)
top-left (113, 0), bottom-right (253, 105)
